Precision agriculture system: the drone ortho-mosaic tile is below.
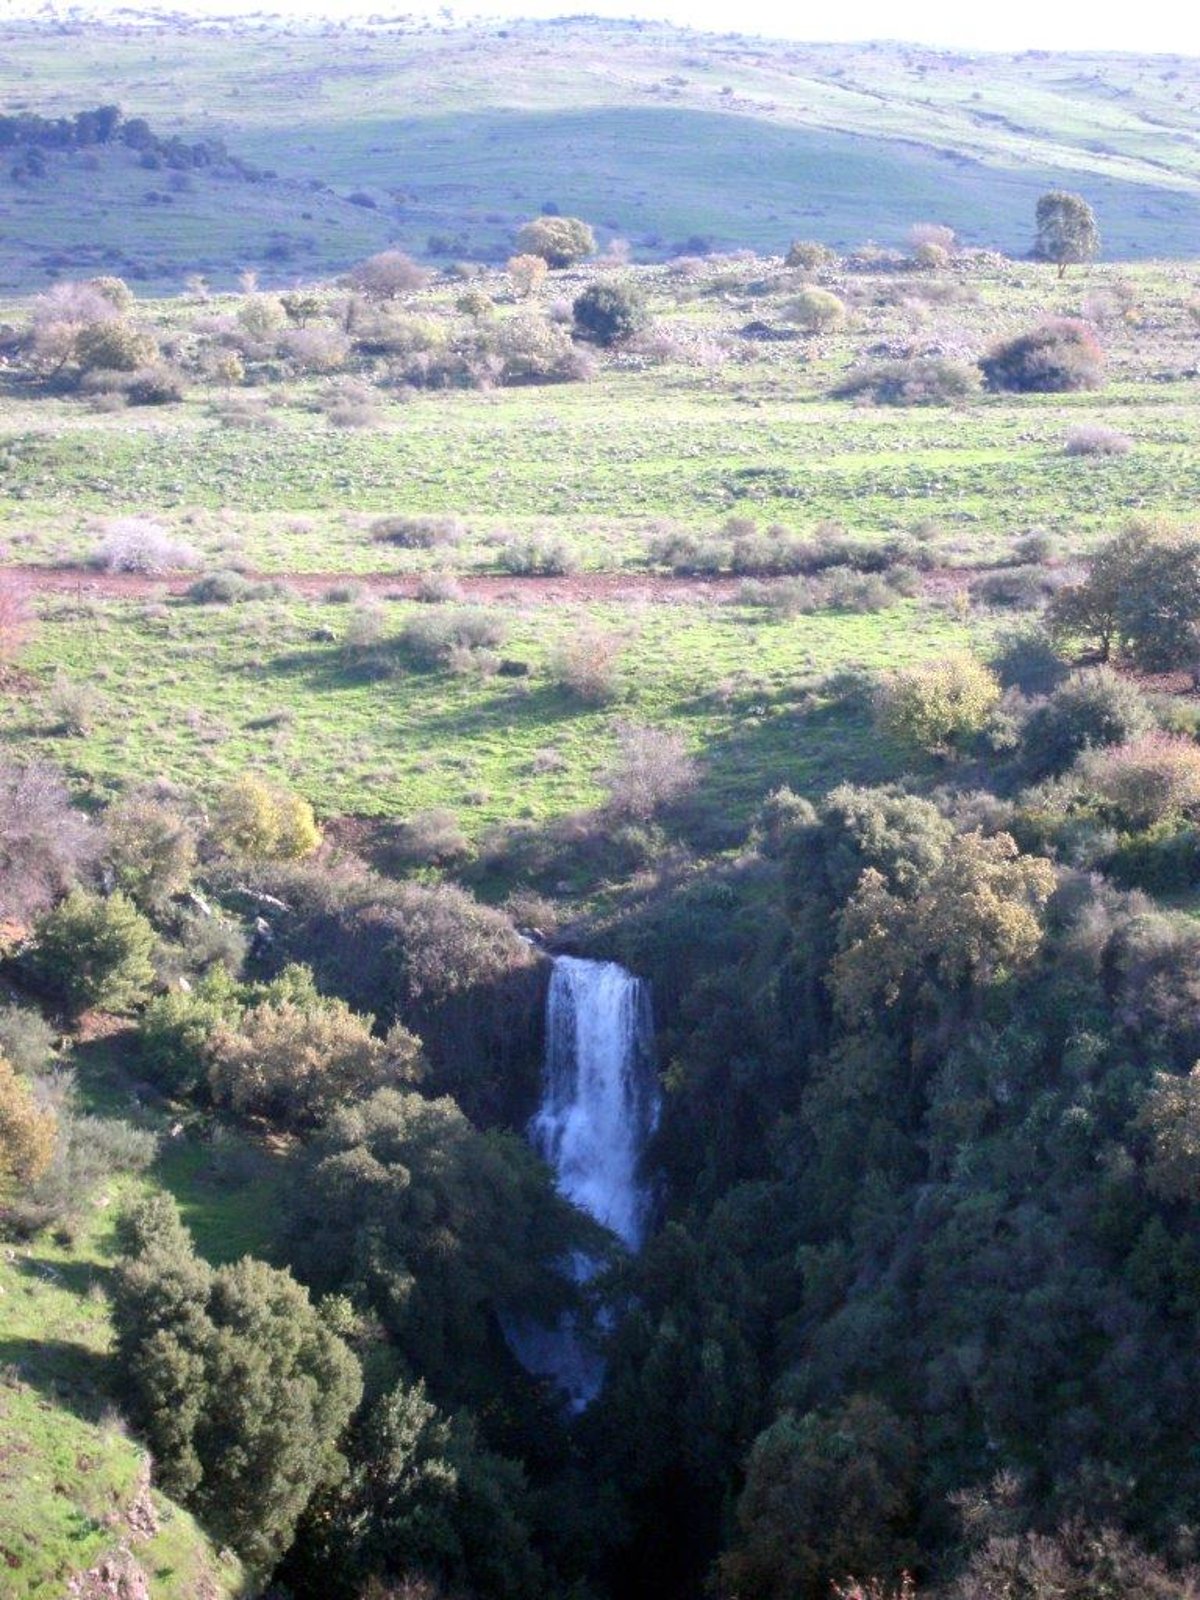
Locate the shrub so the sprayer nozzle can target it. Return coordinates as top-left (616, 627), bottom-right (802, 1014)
top-left (1080, 733), bottom-right (1200, 828)
top-left (784, 240), bottom-right (836, 270)
top-left (0, 1003), bottom-right (57, 1076)
top-left (370, 514), bottom-right (464, 549)
top-left (603, 723), bottom-right (698, 819)
top-left (1064, 423), bottom-right (1132, 457)
top-left (139, 968), bottom-right (243, 1096)
top-left (186, 569), bottom-right (254, 603)
top-left (103, 792), bottom-right (198, 910)
top-left (496, 534), bottom-right (579, 576)
top-left (832, 358), bottom-right (978, 406)
top-left (399, 609), bottom-right (507, 669)
top-left (515, 215), bottom-right (596, 268)
top-left (279, 326), bottom-right (349, 373)
top-left (0, 759), bottom-right (95, 924)
top-left (979, 318), bottom-right (1104, 393)
top-left (507, 253), bottom-right (548, 297)
top-left (572, 279), bottom-right (649, 346)
top-left (125, 363), bottom-right (185, 405)
top-left (90, 517), bottom-right (199, 574)
top-left (391, 808), bottom-right (472, 867)
top-left (111, 1197), bottom-right (362, 1579)
top-left (0, 1055), bottom-right (56, 1198)
top-left (489, 315), bottom-right (592, 384)
top-left (989, 625), bottom-right (1069, 695)
top-left (87, 274), bottom-right (135, 313)
top-left (209, 775), bottom-right (321, 861)
top-left (209, 973), bottom-right (421, 1128)
top-left (1049, 522), bottom-right (1200, 669)
top-left (782, 286), bottom-right (846, 332)
top-left (874, 653), bottom-right (1002, 755)
top-left (346, 250), bottom-right (428, 300)
top-left (1022, 667), bottom-right (1155, 778)
top-left (28, 889), bottom-right (156, 1015)
top-left (236, 294), bottom-right (287, 339)
top-left (74, 319), bottom-right (158, 372)
top-left (547, 625), bottom-right (625, 704)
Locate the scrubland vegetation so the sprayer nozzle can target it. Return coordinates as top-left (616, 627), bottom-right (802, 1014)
top-left (8, 15), bottom-right (1200, 1600)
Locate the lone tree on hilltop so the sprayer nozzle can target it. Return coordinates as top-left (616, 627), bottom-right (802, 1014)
top-left (1034, 190), bottom-right (1099, 278)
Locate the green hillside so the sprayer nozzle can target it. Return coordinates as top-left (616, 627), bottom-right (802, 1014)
top-left (1, 18), bottom-right (1200, 290)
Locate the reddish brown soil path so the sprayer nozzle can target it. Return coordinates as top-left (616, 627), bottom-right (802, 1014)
top-left (0, 564), bottom-right (749, 605)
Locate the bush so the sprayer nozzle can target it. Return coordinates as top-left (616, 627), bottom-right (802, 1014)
top-left (139, 968), bottom-right (243, 1096)
top-left (74, 319), bottom-right (158, 372)
top-left (103, 792), bottom-right (198, 910)
top-left (1022, 667), bottom-right (1155, 778)
top-left (782, 287), bottom-right (846, 332)
top-left (1064, 423), bottom-right (1131, 456)
top-left (603, 723), bottom-right (698, 819)
top-left (784, 240), bottom-right (836, 271)
top-left (346, 250), bottom-right (428, 300)
top-left (125, 363), bottom-right (186, 405)
top-left (990, 625), bottom-right (1069, 695)
top-left (0, 1055), bottom-right (56, 1199)
top-left (874, 653), bottom-right (1002, 755)
top-left (0, 1003), bottom-right (57, 1076)
top-left (90, 517), bottom-right (199, 574)
top-left (6, 1106), bottom-right (156, 1235)
top-left (0, 758), bottom-right (95, 923)
top-left (209, 775), bottom-right (320, 861)
top-left (28, 889), bottom-right (156, 1015)
top-left (514, 215), bottom-right (596, 268)
top-left (1080, 733), bottom-right (1200, 828)
top-left (506, 253), bottom-right (548, 297)
top-left (209, 972), bottom-right (421, 1128)
top-left (399, 609), bottom-right (507, 669)
top-left (489, 315), bottom-right (592, 384)
top-left (496, 534), bottom-right (579, 575)
top-left (979, 318), bottom-right (1104, 393)
top-left (391, 808), bottom-right (472, 867)
top-left (572, 279), bottom-right (649, 346)
top-left (832, 358), bottom-right (978, 406)
top-left (546, 625), bottom-right (625, 704)
top-left (370, 514), bottom-right (464, 549)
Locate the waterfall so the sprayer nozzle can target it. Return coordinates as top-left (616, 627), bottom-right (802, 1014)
top-left (505, 955), bottom-right (659, 1410)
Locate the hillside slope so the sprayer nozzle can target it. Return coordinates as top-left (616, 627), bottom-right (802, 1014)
top-left (1, 19), bottom-right (1200, 289)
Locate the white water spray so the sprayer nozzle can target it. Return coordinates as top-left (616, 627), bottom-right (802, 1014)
top-left (506, 955), bottom-right (659, 1409)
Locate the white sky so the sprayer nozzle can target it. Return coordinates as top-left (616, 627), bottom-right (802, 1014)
top-left (8, 0), bottom-right (1200, 54)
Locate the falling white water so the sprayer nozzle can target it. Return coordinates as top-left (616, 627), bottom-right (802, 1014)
top-left (506, 955), bottom-right (659, 1410)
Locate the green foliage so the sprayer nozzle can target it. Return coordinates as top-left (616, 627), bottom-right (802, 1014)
top-left (572, 279), bottom-right (649, 346)
top-left (782, 286), bottom-right (845, 332)
top-left (208, 980), bottom-right (422, 1128)
top-left (112, 1193), bottom-right (362, 1581)
top-left (515, 215), bottom-right (596, 267)
top-left (28, 888), bottom-right (156, 1015)
top-left (832, 357), bottom-right (978, 405)
top-left (874, 652), bottom-right (1001, 754)
top-left (74, 319), bottom-right (158, 373)
top-left (138, 966), bottom-right (245, 1096)
top-left (1021, 666), bottom-right (1154, 777)
top-left (1049, 523), bottom-right (1200, 668)
top-left (103, 791), bottom-right (198, 910)
top-left (287, 1088), bottom-right (591, 1399)
top-left (784, 239), bottom-right (836, 270)
top-left (716, 1397), bottom-right (918, 1600)
top-left (209, 773), bottom-right (321, 860)
top-left (1034, 188), bottom-right (1100, 276)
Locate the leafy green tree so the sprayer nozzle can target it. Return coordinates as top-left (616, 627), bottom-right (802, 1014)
top-left (301, 1378), bottom-right (543, 1598)
top-left (111, 1193), bottom-right (361, 1581)
top-left (1138, 1064), bottom-right (1200, 1201)
top-left (1049, 523), bottom-right (1200, 669)
top-left (1034, 189), bottom-right (1100, 277)
top-left (874, 653), bottom-right (1001, 755)
top-left (29, 888), bottom-right (156, 1014)
top-left (571, 279), bottom-right (648, 346)
top-left (287, 1088), bottom-right (592, 1399)
top-left (716, 1397), bottom-right (918, 1600)
top-left (209, 773), bottom-right (320, 860)
top-left (514, 216), bottom-right (596, 268)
